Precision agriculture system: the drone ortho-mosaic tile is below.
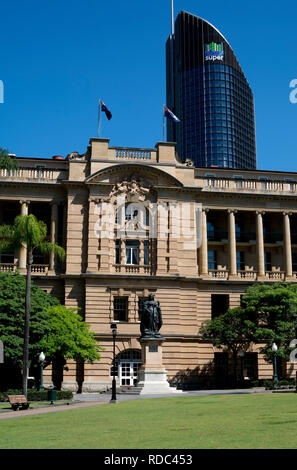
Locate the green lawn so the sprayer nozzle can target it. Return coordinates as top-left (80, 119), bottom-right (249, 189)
top-left (1, 394), bottom-right (297, 449)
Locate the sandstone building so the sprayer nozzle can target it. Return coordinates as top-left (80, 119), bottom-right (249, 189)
top-left (1, 138), bottom-right (297, 391)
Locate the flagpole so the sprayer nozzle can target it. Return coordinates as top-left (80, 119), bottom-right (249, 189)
top-left (163, 105), bottom-right (165, 142)
top-left (98, 98), bottom-right (101, 138)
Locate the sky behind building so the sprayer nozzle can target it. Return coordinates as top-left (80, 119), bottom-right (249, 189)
top-left (0, 0), bottom-right (296, 172)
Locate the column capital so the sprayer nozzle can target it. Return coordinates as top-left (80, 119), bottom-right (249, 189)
top-left (50, 200), bottom-right (59, 207)
top-left (202, 207), bottom-right (209, 213)
top-left (19, 199), bottom-right (30, 206)
top-left (227, 209), bottom-right (238, 214)
top-left (256, 210), bottom-right (265, 216)
top-left (283, 211), bottom-right (292, 217)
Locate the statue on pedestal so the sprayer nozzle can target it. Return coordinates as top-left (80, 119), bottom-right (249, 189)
top-left (139, 294), bottom-right (163, 338)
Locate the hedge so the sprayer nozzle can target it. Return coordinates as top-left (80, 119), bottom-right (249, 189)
top-left (0, 389), bottom-right (73, 402)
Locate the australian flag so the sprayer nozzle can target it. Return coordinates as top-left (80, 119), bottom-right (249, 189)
top-left (163, 105), bottom-right (180, 122)
top-left (100, 100), bottom-right (112, 120)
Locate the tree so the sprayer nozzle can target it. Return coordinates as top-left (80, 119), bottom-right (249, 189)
top-left (40, 305), bottom-right (102, 389)
top-left (0, 273), bottom-right (101, 390)
top-left (0, 214), bottom-right (65, 396)
top-left (240, 282), bottom-right (297, 364)
top-left (0, 271), bottom-right (59, 389)
top-left (0, 147), bottom-right (19, 171)
top-left (200, 307), bottom-right (255, 385)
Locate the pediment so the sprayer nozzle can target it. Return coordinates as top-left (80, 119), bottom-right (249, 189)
top-left (85, 164), bottom-right (183, 188)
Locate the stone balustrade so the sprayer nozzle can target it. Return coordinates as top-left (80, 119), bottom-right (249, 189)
top-left (201, 176), bottom-right (295, 194)
top-left (0, 168), bottom-right (67, 182)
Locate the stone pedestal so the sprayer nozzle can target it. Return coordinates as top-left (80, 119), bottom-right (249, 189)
top-left (137, 337), bottom-right (182, 394)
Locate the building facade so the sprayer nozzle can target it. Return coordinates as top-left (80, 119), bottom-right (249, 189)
top-left (1, 139), bottom-right (297, 391)
top-left (166, 11), bottom-right (257, 170)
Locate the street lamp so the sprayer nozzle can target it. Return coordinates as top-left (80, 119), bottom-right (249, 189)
top-left (110, 322), bottom-right (117, 403)
top-left (272, 343), bottom-right (278, 389)
top-left (39, 351), bottom-right (45, 391)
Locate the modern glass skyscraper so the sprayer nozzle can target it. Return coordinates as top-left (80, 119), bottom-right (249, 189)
top-left (166, 11), bottom-right (257, 169)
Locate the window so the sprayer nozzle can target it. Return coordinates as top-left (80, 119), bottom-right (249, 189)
top-left (143, 240), bottom-right (149, 265)
top-left (211, 294), bottom-right (229, 319)
top-left (125, 204), bottom-right (140, 221)
top-left (242, 353), bottom-right (258, 379)
top-left (236, 251), bottom-right (245, 271)
top-left (207, 221), bottom-right (215, 240)
top-left (293, 253), bottom-right (297, 272)
top-left (115, 240), bottom-right (121, 265)
top-left (113, 297), bottom-right (128, 322)
top-left (235, 223), bottom-right (241, 241)
top-left (208, 250), bottom-right (217, 270)
top-left (125, 240), bottom-right (139, 265)
top-left (264, 251), bottom-right (272, 271)
top-left (0, 253), bottom-right (14, 263)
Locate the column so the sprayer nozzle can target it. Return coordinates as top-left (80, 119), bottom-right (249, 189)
top-left (256, 211), bottom-right (265, 279)
top-left (49, 203), bottom-right (58, 271)
top-left (18, 200), bottom-right (30, 271)
top-left (228, 209), bottom-right (237, 278)
top-left (283, 212), bottom-right (293, 278)
top-left (199, 208), bottom-right (208, 276)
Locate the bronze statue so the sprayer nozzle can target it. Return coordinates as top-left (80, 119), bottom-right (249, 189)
top-left (139, 294), bottom-right (163, 338)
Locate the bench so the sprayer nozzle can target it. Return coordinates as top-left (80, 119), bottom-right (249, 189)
top-left (8, 395), bottom-right (30, 411)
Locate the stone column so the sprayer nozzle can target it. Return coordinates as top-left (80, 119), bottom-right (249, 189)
top-left (228, 209), bottom-right (237, 278)
top-left (283, 212), bottom-right (293, 278)
top-left (49, 203), bottom-right (58, 272)
top-left (199, 208), bottom-right (208, 276)
top-left (256, 211), bottom-right (265, 279)
top-left (18, 200), bottom-right (30, 271)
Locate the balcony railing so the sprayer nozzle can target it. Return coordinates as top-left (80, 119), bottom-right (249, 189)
top-left (0, 263), bottom-right (49, 273)
top-left (113, 264), bottom-right (154, 274)
top-left (0, 168), bottom-right (67, 182)
top-left (0, 263), bottom-right (17, 272)
top-left (208, 269), bottom-right (229, 279)
top-left (265, 271), bottom-right (285, 280)
top-left (113, 148), bottom-right (152, 160)
top-left (202, 176), bottom-right (295, 194)
top-left (238, 270), bottom-right (257, 279)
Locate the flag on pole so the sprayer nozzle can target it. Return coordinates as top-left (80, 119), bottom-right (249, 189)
top-left (100, 99), bottom-right (112, 120)
top-left (163, 105), bottom-right (180, 122)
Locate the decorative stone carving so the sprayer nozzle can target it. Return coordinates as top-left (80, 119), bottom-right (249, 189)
top-left (108, 178), bottom-right (151, 203)
top-left (66, 152), bottom-right (85, 160)
top-left (184, 159), bottom-right (194, 167)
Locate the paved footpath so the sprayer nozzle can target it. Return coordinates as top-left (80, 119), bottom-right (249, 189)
top-left (0, 387), bottom-right (269, 421)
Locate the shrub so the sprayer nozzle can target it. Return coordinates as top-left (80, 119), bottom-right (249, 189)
top-left (0, 389), bottom-right (73, 401)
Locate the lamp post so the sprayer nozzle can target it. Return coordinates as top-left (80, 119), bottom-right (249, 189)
top-left (272, 343), bottom-right (278, 389)
top-left (39, 352), bottom-right (45, 391)
top-left (110, 322), bottom-right (117, 404)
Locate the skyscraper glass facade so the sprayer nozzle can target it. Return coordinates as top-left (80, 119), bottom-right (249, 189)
top-left (166, 11), bottom-right (257, 169)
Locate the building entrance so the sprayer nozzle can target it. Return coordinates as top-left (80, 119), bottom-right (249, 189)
top-left (116, 350), bottom-right (142, 386)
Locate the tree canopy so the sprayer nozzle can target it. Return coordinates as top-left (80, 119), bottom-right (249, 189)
top-left (0, 272), bottom-right (101, 389)
top-left (240, 282), bottom-right (297, 361)
top-left (0, 147), bottom-right (19, 171)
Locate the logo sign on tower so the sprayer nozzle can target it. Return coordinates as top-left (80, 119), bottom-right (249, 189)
top-left (205, 42), bottom-right (224, 62)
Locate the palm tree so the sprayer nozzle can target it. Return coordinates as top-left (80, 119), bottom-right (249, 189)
top-left (0, 214), bottom-right (65, 396)
top-left (0, 147), bottom-right (19, 171)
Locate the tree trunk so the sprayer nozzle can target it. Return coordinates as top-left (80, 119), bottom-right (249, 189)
top-left (22, 250), bottom-right (32, 397)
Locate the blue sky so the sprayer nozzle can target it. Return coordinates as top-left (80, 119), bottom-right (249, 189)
top-left (0, 0), bottom-right (296, 172)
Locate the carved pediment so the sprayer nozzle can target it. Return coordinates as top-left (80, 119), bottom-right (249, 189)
top-left (85, 164), bottom-right (183, 190)
top-left (108, 178), bottom-right (150, 203)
